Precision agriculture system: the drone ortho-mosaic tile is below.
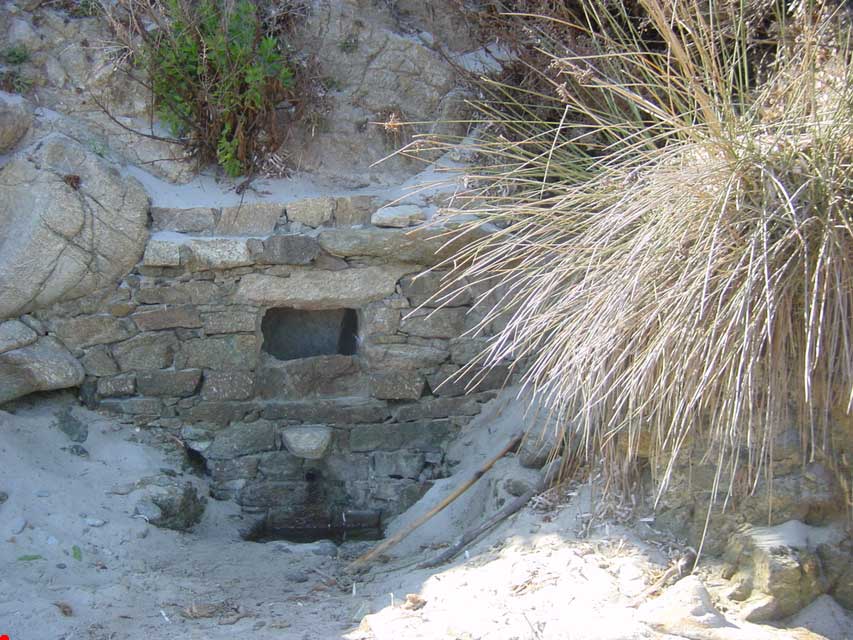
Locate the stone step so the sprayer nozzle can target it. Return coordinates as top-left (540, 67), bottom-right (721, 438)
top-left (142, 214), bottom-right (488, 270)
top-left (149, 194), bottom-right (415, 235)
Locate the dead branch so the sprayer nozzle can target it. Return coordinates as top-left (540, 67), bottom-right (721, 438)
top-left (417, 457), bottom-right (562, 569)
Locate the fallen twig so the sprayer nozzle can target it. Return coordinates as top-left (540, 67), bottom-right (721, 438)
top-left (417, 457), bottom-right (562, 569)
top-left (345, 433), bottom-right (523, 573)
top-left (627, 548), bottom-right (697, 608)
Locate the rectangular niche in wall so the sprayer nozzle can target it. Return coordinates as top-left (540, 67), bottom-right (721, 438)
top-left (261, 308), bottom-right (359, 361)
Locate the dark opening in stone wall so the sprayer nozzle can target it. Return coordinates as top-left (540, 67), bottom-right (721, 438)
top-left (261, 308), bottom-right (359, 361)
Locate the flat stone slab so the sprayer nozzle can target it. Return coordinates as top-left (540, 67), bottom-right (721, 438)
top-left (318, 222), bottom-right (491, 266)
top-left (236, 265), bottom-right (417, 309)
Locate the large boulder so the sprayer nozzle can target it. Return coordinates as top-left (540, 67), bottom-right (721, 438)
top-left (721, 520), bottom-right (845, 622)
top-left (285, 1), bottom-right (465, 184)
top-left (0, 336), bottom-right (85, 404)
top-left (0, 135), bottom-right (149, 319)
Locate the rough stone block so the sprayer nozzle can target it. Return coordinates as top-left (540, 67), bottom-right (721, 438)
top-left (209, 456), bottom-right (260, 483)
top-left (400, 307), bottom-right (467, 338)
top-left (0, 319), bottom-right (37, 354)
top-left (369, 371), bottom-right (424, 400)
top-left (450, 337), bottom-right (492, 365)
top-left (151, 207), bottom-right (217, 233)
top-left (136, 281), bottom-right (222, 305)
top-left (362, 301), bottom-right (401, 335)
top-left (80, 345), bottom-right (119, 376)
top-left (817, 540), bottom-right (853, 609)
top-left (251, 234), bottom-right (320, 265)
top-left (52, 315), bottom-right (136, 350)
top-left (99, 397), bottom-right (162, 415)
top-left (205, 421), bottom-right (277, 459)
top-left (371, 479), bottom-right (428, 509)
top-left (202, 309), bottom-right (257, 334)
top-left (349, 423), bottom-right (403, 452)
top-left (109, 301), bottom-right (136, 317)
top-left (262, 398), bottom-right (390, 424)
top-left (133, 481), bottom-right (206, 531)
top-left (360, 342), bottom-right (448, 369)
top-left (237, 481), bottom-right (302, 509)
top-left (393, 395), bottom-right (483, 421)
top-left (400, 271), bottom-right (473, 307)
top-left (137, 369), bottom-right (202, 397)
top-left (186, 238), bottom-right (253, 271)
top-left (131, 305), bottom-right (202, 331)
top-left (181, 401), bottom-right (256, 425)
top-left (286, 197), bottom-right (336, 227)
top-left (178, 335), bottom-right (259, 370)
top-left (180, 424), bottom-right (215, 452)
top-left (324, 453), bottom-right (370, 482)
top-left (236, 265), bottom-right (416, 310)
top-left (333, 195), bottom-right (376, 226)
top-left (281, 425), bottom-right (333, 459)
top-left (202, 370), bottom-right (255, 401)
top-left (256, 450), bottom-right (304, 481)
top-left (216, 202), bottom-right (284, 235)
top-left (371, 204), bottom-right (426, 228)
top-left (210, 478), bottom-right (247, 501)
top-left (371, 450), bottom-right (426, 479)
top-left (724, 521), bottom-right (836, 621)
top-left (398, 419), bottom-right (457, 451)
top-left (112, 333), bottom-right (178, 371)
top-left (313, 253), bottom-right (349, 271)
top-left (96, 374), bottom-right (136, 398)
top-left (143, 238), bottom-right (183, 267)
top-left (427, 364), bottom-right (509, 397)
top-left (255, 354), bottom-right (363, 400)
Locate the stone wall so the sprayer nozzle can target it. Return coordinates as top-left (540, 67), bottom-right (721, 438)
top-left (28, 198), bottom-right (507, 529)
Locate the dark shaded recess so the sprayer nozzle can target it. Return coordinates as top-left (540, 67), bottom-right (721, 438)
top-left (261, 307), bottom-right (359, 360)
top-left (241, 509), bottom-right (383, 544)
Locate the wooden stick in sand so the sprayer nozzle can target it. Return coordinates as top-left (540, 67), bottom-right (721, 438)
top-left (418, 456), bottom-right (562, 569)
top-left (344, 433), bottom-right (523, 573)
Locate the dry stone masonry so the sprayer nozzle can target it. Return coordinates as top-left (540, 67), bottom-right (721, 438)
top-left (0, 0), bottom-right (505, 535)
top-left (20, 196), bottom-right (506, 532)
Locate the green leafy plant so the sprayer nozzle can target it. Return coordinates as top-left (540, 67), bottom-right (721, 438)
top-left (111, 0), bottom-right (296, 177)
top-left (427, 0), bottom-right (853, 530)
top-left (1, 45), bottom-right (30, 65)
top-left (0, 69), bottom-right (33, 94)
top-left (339, 33), bottom-right (359, 53)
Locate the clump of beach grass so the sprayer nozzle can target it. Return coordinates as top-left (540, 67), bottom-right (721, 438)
top-left (426, 0), bottom-right (853, 532)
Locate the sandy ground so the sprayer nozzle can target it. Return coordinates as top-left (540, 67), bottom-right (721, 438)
top-left (1, 392), bottom-right (850, 640)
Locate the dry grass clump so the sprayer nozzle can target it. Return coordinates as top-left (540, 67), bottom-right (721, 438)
top-left (432, 0), bottom-right (853, 517)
